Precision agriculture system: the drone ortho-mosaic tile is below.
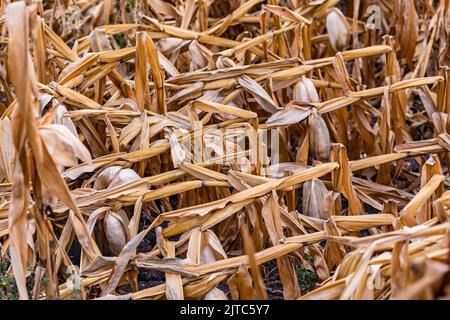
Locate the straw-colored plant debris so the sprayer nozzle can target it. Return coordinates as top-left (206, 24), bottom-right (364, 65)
top-left (0, 0), bottom-right (450, 301)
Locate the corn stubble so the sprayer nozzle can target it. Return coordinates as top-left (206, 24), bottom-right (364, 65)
top-left (0, 0), bottom-right (449, 300)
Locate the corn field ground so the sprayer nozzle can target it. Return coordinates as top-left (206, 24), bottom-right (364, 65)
top-left (0, 0), bottom-right (450, 301)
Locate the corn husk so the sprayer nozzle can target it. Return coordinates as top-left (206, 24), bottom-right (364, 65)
top-left (309, 112), bottom-right (331, 161)
top-left (104, 209), bottom-right (129, 256)
top-left (325, 8), bottom-right (349, 52)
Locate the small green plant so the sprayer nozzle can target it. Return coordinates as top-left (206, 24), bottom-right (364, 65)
top-left (296, 266), bottom-right (318, 294)
top-left (113, 33), bottom-right (128, 49)
top-left (0, 260), bottom-right (19, 300)
top-left (0, 259), bottom-right (36, 300)
top-left (296, 255), bottom-right (319, 294)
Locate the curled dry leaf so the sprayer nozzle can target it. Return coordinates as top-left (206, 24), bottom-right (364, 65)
top-left (39, 124), bottom-right (92, 168)
top-left (395, 0), bottom-right (419, 67)
top-left (0, 118), bottom-right (14, 181)
top-left (265, 105), bottom-right (312, 128)
top-left (166, 130), bottom-right (187, 168)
